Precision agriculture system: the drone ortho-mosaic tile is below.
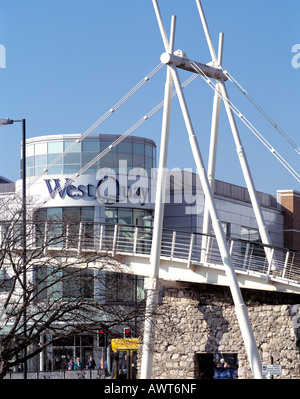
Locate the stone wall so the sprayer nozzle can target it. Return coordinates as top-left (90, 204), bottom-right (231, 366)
top-left (141, 282), bottom-right (300, 379)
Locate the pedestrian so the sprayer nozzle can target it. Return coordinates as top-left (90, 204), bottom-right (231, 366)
top-left (217, 358), bottom-right (225, 368)
top-left (74, 357), bottom-right (83, 370)
top-left (66, 357), bottom-right (74, 371)
top-left (86, 355), bottom-right (96, 369)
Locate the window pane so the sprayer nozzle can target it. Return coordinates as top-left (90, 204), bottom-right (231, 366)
top-left (105, 207), bottom-right (117, 223)
top-left (145, 156), bottom-right (153, 169)
top-left (64, 141), bottom-right (81, 152)
top-left (118, 208), bottom-right (132, 225)
top-left (49, 165), bottom-right (63, 174)
top-left (35, 154), bottom-right (47, 166)
top-left (48, 153), bottom-right (62, 164)
top-left (82, 140), bottom-right (99, 152)
top-left (63, 268), bottom-right (94, 299)
top-left (118, 153), bottom-right (132, 165)
top-left (82, 207), bottom-right (94, 221)
top-left (64, 165), bottom-right (80, 174)
top-left (26, 144), bottom-right (34, 157)
top-left (133, 143), bottom-right (144, 155)
top-left (100, 140), bottom-right (116, 152)
top-left (63, 207), bottom-right (80, 222)
top-left (82, 152), bottom-right (99, 164)
top-left (26, 156), bottom-right (34, 168)
top-left (26, 167), bottom-right (35, 177)
top-left (35, 143), bottom-right (47, 155)
top-left (48, 141), bottom-right (63, 153)
top-left (47, 208), bottom-right (62, 221)
top-left (35, 166), bottom-right (47, 175)
top-left (82, 165), bottom-right (99, 174)
top-left (64, 153), bottom-right (81, 164)
top-left (100, 153), bottom-right (117, 168)
top-left (145, 144), bottom-right (153, 157)
top-left (118, 141), bottom-right (132, 153)
top-left (133, 154), bottom-right (144, 168)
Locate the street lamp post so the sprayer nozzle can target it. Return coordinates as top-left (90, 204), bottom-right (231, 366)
top-left (0, 118), bottom-right (27, 379)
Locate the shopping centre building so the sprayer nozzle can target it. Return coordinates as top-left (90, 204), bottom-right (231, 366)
top-left (0, 133), bottom-right (299, 378)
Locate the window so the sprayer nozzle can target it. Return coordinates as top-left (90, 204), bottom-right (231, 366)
top-left (48, 142), bottom-right (63, 153)
top-left (105, 272), bottom-right (145, 303)
top-left (35, 142), bottom-right (47, 155)
top-left (63, 267), bottom-right (94, 300)
top-left (105, 207), bottom-right (152, 226)
top-left (133, 143), bottom-right (144, 155)
top-left (82, 140), bottom-right (100, 152)
top-left (48, 153), bottom-right (62, 164)
top-left (26, 144), bottom-right (34, 157)
top-left (64, 153), bottom-right (81, 164)
top-left (100, 140), bottom-right (116, 152)
top-left (240, 227), bottom-right (265, 271)
top-left (34, 207), bottom-right (95, 248)
top-left (118, 142), bottom-right (132, 153)
top-left (52, 334), bottom-right (94, 371)
top-left (241, 227), bottom-right (260, 242)
top-left (64, 141), bottom-right (81, 152)
top-left (35, 154), bottom-right (47, 166)
top-left (34, 265), bottom-right (51, 301)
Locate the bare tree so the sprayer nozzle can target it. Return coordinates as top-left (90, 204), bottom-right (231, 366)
top-left (0, 196), bottom-right (145, 378)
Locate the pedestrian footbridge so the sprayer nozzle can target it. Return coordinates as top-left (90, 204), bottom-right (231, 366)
top-left (35, 222), bottom-right (300, 295)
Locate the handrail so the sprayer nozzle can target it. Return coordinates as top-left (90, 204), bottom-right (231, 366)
top-left (1, 221), bottom-right (299, 286)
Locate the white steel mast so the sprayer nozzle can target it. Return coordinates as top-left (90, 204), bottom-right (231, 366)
top-left (140, 0), bottom-right (265, 380)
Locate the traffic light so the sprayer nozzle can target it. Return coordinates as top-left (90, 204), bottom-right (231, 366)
top-left (98, 329), bottom-right (106, 347)
top-left (124, 328), bottom-right (131, 338)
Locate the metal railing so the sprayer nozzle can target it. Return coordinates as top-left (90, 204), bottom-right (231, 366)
top-left (1, 221), bottom-right (300, 286)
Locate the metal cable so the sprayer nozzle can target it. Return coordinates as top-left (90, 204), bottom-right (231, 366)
top-left (191, 61), bottom-right (300, 184)
top-left (22, 63), bottom-right (164, 194)
top-left (32, 72), bottom-right (199, 211)
top-left (223, 70), bottom-right (300, 155)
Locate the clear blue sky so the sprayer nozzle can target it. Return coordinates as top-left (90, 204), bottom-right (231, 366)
top-left (0, 0), bottom-right (299, 195)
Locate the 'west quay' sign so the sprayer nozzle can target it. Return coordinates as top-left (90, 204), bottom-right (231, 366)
top-left (44, 172), bottom-right (150, 206)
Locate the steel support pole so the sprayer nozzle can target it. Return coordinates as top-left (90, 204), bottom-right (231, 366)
top-left (168, 62), bottom-right (264, 379)
top-left (195, 0), bottom-right (274, 263)
top-left (140, 11), bottom-right (176, 379)
top-left (219, 80), bottom-right (275, 267)
top-left (22, 118), bottom-right (27, 380)
top-left (202, 33), bottom-right (224, 257)
top-left (195, 0), bottom-right (218, 64)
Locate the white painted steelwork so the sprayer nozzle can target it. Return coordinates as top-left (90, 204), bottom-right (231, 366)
top-left (3, 221), bottom-right (299, 291)
top-left (148, 0), bottom-right (267, 379)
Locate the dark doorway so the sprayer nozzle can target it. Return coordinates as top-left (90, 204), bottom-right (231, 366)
top-left (195, 353), bottom-right (238, 379)
top-left (194, 354), bottom-right (215, 379)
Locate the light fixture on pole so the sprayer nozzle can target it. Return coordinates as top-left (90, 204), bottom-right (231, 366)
top-left (0, 117), bottom-right (27, 379)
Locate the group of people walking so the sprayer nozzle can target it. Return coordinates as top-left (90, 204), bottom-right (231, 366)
top-left (66, 356), bottom-right (96, 370)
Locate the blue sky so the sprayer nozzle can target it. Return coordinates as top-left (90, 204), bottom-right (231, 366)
top-left (0, 0), bottom-right (299, 195)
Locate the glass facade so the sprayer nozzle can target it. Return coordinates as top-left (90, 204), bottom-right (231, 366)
top-left (22, 135), bottom-right (156, 178)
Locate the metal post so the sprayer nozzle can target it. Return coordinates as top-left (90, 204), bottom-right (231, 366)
top-left (168, 62), bottom-right (264, 379)
top-left (22, 118), bottom-right (27, 379)
top-left (0, 118), bottom-right (27, 378)
top-left (202, 33), bottom-right (224, 259)
top-left (195, 0), bottom-right (275, 269)
top-left (140, 7), bottom-right (176, 379)
top-left (195, 0), bottom-right (218, 64)
top-left (219, 80), bottom-right (275, 268)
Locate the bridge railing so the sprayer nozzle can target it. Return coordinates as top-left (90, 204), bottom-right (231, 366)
top-left (1, 221), bottom-right (300, 285)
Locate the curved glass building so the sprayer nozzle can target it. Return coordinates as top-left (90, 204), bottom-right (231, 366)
top-left (23, 134), bottom-right (157, 226)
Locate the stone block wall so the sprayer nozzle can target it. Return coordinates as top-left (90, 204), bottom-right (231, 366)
top-left (140, 283), bottom-right (300, 379)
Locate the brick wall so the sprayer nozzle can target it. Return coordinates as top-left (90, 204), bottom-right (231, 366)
top-left (278, 190), bottom-right (300, 251)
